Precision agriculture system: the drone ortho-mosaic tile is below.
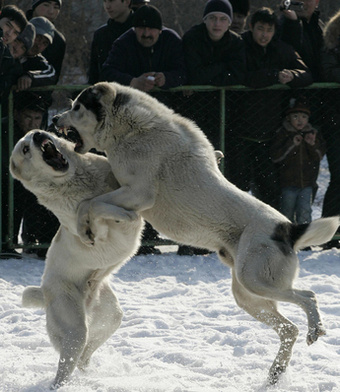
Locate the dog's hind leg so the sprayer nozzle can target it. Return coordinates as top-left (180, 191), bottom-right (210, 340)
top-left (236, 262), bottom-right (325, 346)
top-left (46, 290), bottom-right (88, 389)
top-left (231, 270), bottom-right (299, 385)
top-left (78, 283), bottom-right (123, 371)
top-left (235, 233), bottom-right (326, 347)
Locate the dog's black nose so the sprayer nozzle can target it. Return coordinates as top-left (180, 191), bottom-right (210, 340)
top-left (33, 131), bottom-right (43, 143)
top-left (52, 114), bottom-right (60, 124)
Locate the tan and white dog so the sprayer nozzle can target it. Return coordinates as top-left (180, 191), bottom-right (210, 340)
top-left (10, 130), bottom-right (144, 389)
top-left (55, 82), bottom-right (339, 385)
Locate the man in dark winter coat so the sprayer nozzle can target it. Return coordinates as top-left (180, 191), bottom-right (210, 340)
top-left (183, 0), bottom-right (245, 86)
top-left (180, 0), bottom-right (245, 156)
top-left (279, 0), bottom-right (323, 82)
top-left (100, 5), bottom-right (186, 91)
top-left (26, 0), bottom-right (66, 83)
top-left (226, 7), bottom-right (313, 210)
top-left (88, 0), bottom-right (134, 85)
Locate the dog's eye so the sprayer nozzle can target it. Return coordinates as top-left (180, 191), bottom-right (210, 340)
top-left (73, 104), bottom-right (80, 111)
top-left (23, 145), bottom-right (30, 155)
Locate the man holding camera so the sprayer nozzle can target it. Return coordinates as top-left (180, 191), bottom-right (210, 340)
top-left (279, 0), bottom-right (324, 82)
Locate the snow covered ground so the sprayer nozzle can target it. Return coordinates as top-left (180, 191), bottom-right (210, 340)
top-left (1, 157), bottom-right (339, 392)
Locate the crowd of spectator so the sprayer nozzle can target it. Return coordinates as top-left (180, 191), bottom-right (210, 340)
top-left (1, 0), bottom-right (340, 257)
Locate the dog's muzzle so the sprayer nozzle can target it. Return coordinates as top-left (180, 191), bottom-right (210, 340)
top-left (33, 131), bottom-right (69, 172)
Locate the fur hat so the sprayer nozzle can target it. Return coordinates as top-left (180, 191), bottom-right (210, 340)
top-left (229, 0), bottom-right (249, 16)
top-left (32, 0), bottom-right (62, 9)
top-left (133, 5), bottom-right (162, 30)
top-left (17, 22), bottom-right (36, 51)
top-left (30, 16), bottom-right (54, 44)
top-left (286, 97), bottom-right (311, 116)
top-left (203, 0), bottom-right (233, 23)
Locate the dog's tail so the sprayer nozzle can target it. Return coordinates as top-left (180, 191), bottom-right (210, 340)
top-left (22, 286), bottom-right (45, 308)
top-left (292, 216), bottom-right (339, 251)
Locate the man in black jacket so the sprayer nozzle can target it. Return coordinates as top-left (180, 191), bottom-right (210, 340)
top-left (183, 0), bottom-right (245, 87)
top-left (279, 0), bottom-right (323, 82)
top-left (88, 0), bottom-right (134, 85)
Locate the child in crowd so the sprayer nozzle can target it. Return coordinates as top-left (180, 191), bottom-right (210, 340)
top-left (271, 98), bottom-right (326, 224)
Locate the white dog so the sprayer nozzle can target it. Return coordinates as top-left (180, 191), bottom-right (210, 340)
top-left (10, 130), bottom-right (144, 389)
top-left (55, 82), bottom-right (339, 385)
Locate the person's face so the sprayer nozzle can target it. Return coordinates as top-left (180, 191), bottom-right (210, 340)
top-left (251, 21), bottom-right (275, 48)
top-left (204, 12), bottom-right (230, 41)
top-left (9, 39), bottom-right (26, 59)
top-left (103, 0), bottom-right (130, 22)
top-left (230, 12), bottom-right (247, 34)
top-left (135, 26), bottom-right (161, 47)
top-left (33, 1), bottom-right (61, 23)
top-left (27, 34), bottom-right (50, 56)
top-left (296, 0), bottom-right (319, 21)
top-left (16, 108), bottom-right (44, 134)
top-left (0, 17), bottom-right (21, 44)
top-left (288, 112), bottom-right (309, 131)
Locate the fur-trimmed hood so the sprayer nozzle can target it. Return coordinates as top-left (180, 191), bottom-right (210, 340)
top-left (323, 10), bottom-right (340, 50)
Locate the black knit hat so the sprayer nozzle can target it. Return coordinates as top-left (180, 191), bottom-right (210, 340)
top-left (133, 5), bottom-right (162, 30)
top-left (229, 0), bottom-right (249, 16)
top-left (203, 0), bottom-right (233, 23)
top-left (17, 22), bottom-right (36, 51)
top-left (132, 0), bottom-right (150, 4)
top-left (32, 0), bottom-right (62, 9)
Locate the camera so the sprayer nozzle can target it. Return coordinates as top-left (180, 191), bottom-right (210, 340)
top-left (280, 0), bottom-right (304, 12)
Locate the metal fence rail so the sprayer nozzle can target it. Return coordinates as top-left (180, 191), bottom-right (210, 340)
top-left (1, 83), bottom-right (340, 253)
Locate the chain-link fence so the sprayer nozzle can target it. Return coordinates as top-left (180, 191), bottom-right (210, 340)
top-left (1, 83), bottom-right (340, 254)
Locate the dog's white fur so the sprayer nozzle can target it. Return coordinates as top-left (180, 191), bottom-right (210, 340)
top-left (56, 82), bottom-right (339, 384)
top-left (10, 130), bottom-right (143, 389)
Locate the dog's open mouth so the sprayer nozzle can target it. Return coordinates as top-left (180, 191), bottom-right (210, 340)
top-left (57, 126), bottom-right (84, 152)
top-left (50, 117), bottom-right (84, 152)
top-left (33, 132), bottom-right (69, 171)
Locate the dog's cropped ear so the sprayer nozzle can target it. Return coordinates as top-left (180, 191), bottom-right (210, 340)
top-left (113, 92), bottom-right (130, 108)
top-left (91, 83), bottom-right (109, 101)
